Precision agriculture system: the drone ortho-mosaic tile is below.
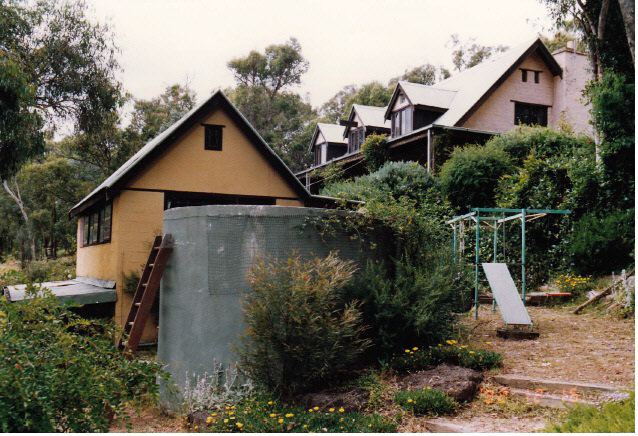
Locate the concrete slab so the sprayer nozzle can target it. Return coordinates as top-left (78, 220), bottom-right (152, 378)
top-left (508, 387), bottom-right (597, 409)
top-left (492, 374), bottom-right (623, 395)
top-left (425, 420), bottom-right (467, 433)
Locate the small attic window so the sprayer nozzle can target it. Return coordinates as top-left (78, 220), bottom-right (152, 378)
top-left (203, 124), bottom-right (224, 151)
top-left (521, 69), bottom-right (528, 82)
top-left (400, 93), bottom-right (406, 103)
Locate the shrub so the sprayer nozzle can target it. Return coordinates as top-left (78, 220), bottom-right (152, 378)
top-left (361, 134), bottom-right (389, 172)
top-left (395, 388), bottom-right (458, 416)
top-left (0, 286), bottom-right (163, 432)
top-left (322, 160), bottom-right (439, 206)
top-left (344, 256), bottom-right (473, 359)
top-left (489, 126), bottom-right (594, 166)
top-left (191, 393), bottom-right (397, 433)
top-left (554, 274), bottom-right (591, 297)
top-left (237, 252), bottom-right (370, 396)
top-left (545, 391), bottom-right (634, 433)
top-left (569, 210), bottom-right (635, 275)
top-left (390, 342), bottom-right (503, 373)
top-left (438, 143), bottom-right (513, 212)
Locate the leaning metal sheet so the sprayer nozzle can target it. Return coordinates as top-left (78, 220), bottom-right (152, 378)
top-left (482, 263), bottom-right (532, 326)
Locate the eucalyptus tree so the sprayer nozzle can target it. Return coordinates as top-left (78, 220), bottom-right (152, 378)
top-left (0, 0), bottom-right (122, 260)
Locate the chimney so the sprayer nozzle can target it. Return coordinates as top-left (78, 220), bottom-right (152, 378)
top-left (567, 41), bottom-right (575, 51)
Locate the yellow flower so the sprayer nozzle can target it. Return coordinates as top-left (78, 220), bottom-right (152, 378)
top-left (407, 399), bottom-right (413, 403)
top-left (303, 425), bottom-right (308, 429)
top-left (236, 423), bottom-right (243, 429)
top-left (308, 409), bottom-right (313, 412)
top-left (285, 413), bottom-right (294, 418)
top-left (486, 342), bottom-right (492, 345)
top-left (461, 345), bottom-right (467, 348)
top-left (278, 418), bottom-right (284, 424)
top-left (269, 413), bottom-right (276, 418)
top-left (412, 347), bottom-right (418, 351)
top-left (206, 417), bottom-right (212, 424)
top-left (313, 406), bottom-right (319, 411)
top-left (438, 344), bottom-right (442, 347)
top-left (469, 351), bottom-right (475, 354)
top-left (338, 408), bottom-right (345, 413)
top-left (329, 408), bottom-right (335, 412)
top-left (405, 349), bottom-right (410, 353)
top-left (267, 401), bottom-right (273, 405)
top-left (223, 419), bottom-right (228, 423)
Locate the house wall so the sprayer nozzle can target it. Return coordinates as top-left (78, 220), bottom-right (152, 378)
top-left (461, 52), bottom-right (555, 132)
top-left (76, 104), bottom-right (304, 340)
top-left (551, 49), bottom-right (592, 135)
top-left (392, 91), bottom-right (411, 112)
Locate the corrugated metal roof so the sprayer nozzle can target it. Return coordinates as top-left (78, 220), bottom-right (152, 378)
top-left (399, 81), bottom-right (457, 109)
top-left (317, 123), bottom-right (347, 144)
top-left (431, 37), bottom-right (542, 126)
top-left (4, 278), bottom-right (116, 305)
top-left (352, 104), bottom-right (391, 129)
top-left (386, 38), bottom-right (558, 129)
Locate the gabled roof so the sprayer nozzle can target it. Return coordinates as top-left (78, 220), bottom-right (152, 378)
top-left (384, 82), bottom-right (457, 119)
top-left (70, 90), bottom-right (314, 217)
top-left (343, 104), bottom-right (391, 139)
top-left (384, 37), bottom-right (563, 128)
top-left (308, 123), bottom-right (347, 152)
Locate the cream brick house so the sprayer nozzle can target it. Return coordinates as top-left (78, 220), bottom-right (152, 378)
top-left (297, 38), bottom-right (592, 190)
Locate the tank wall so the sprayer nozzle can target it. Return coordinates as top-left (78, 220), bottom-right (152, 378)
top-left (158, 205), bottom-right (387, 411)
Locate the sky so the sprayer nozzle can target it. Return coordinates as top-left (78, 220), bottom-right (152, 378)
top-left (88, 0), bottom-right (556, 109)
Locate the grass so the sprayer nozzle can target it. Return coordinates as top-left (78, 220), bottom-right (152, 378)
top-left (545, 391), bottom-right (634, 433)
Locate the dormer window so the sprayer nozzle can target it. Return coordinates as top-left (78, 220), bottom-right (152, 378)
top-left (348, 128), bottom-right (365, 153)
top-left (391, 106), bottom-right (413, 137)
top-left (203, 124), bottom-right (224, 151)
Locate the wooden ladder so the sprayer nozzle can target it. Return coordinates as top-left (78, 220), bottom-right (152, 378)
top-left (118, 234), bottom-right (173, 357)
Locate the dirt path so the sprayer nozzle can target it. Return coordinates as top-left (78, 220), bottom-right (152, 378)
top-left (460, 305), bottom-right (635, 388)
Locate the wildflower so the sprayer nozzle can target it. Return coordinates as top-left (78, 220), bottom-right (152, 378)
top-left (461, 345), bottom-right (467, 348)
top-left (304, 425), bottom-right (308, 429)
top-left (469, 351), bottom-right (475, 354)
top-left (338, 408), bottom-right (345, 413)
top-left (405, 349), bottom-right (410, 353)
top-left (236, 423), bottom-right (243, 429)
top-left (486, 342), bottom-right (492, 345)
top-left (194, 426), bottom-right (199, 429)
top-left (223, 419), bottom-right (228, 423)
top-left (313, 406), bottom-right (319, 411)
top-left (438, 344), bottom-right (442, 347)
top-left (308, 409), bottom-right (313, 412)
top-left (268, 401), bottom-right (273, 405)
top-left (206, 417), bottom-right (212, 424)
top-left (278, 418), bottom-right (284, 423)
top-left (211, 413), bottom-right (217, 417)
top-left (269, 413), bottom-right (276, 418)
top-left (285, 413), bottom-right (294, 418)
top-left (412, 347), bottom-right (418, 351)
top-left (329, 408), bottom-right (335, 412)
top-left (407, 399), bottom-right (413, 403)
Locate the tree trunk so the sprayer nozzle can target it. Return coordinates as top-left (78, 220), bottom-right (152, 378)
top-left (3, 178), bottom-right (36, 262)
top-left (617, 0), bottom-right (635, 64)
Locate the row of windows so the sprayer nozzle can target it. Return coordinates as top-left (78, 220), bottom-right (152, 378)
top-left (520, 68), bottom-right (542, 83)
top-left (82, 203), bottom-right (112, 246)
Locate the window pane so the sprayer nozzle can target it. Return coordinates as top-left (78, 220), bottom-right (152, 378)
top-left (83, 216), bottom-right (89, 246)
top-left (98, 210), bottom-right (104, 242)
top-left (103, 204), bottom-right (112, 241)
top-left (91, 212), bottom-right (99, 244)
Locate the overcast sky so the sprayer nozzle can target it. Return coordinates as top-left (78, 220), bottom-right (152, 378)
top-left (89, 0), bottom-right (555, 109)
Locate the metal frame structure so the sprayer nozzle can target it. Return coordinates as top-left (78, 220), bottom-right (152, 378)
top-left (446, 207), bottom-right (571, 319)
